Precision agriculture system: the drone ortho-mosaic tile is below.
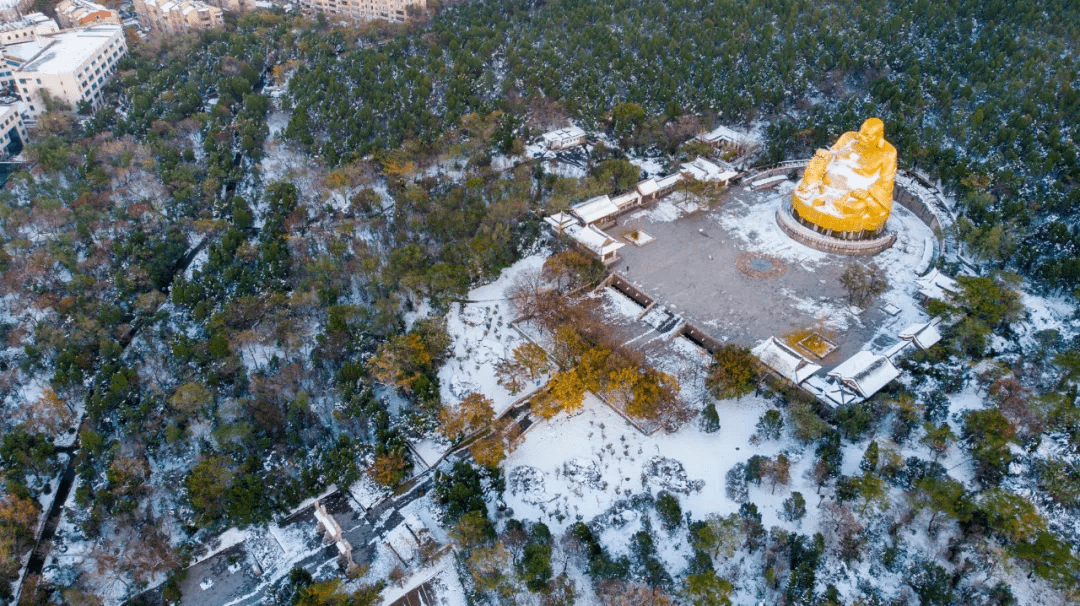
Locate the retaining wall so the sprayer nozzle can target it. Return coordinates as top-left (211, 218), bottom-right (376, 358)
top-left (608, 274), bottom-right (655, 309)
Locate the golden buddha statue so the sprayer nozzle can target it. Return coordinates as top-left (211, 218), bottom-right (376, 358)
top-left (792, 118), bottom-right (897, 236)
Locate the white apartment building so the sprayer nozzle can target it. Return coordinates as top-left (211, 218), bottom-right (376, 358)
top-left (0, 12), bottom-right (58, 45)
top-left (133, 0), bottom-right (224, 36)
top-left (0, 0), bottom-right (35, 23)
top-left (0, 103), bottom-right (26, 154)
top-left (2, 24), bottom-right (127, 117)
top-left (211, 0), bottom-right (254, 12)
top-left (300, 0), bottom-right (425, 23)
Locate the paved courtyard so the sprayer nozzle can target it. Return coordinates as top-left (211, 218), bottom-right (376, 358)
top-left (609, 181), bottom-right (937, 370)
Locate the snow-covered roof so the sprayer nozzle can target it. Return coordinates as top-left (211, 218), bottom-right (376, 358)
top-left (915, 268), bottom-right (960, 301)
top-left (882, 340), bottom-right (911, 360)
top-left (750, 174), bottom-right (788, 189)
top-left (803, 375), bottom-right (861, 408)
top-left (679, 157), bottom-right (738, 183)
top-left (2, 40), bottom-right (44, 62)
top-left (543, 211), bottom-right (579, 232)
top-left (540, 126), bottom-right (586, 147)
top-left (403, 513), bottom-right (427, 537)
top-left (0, 13), bottom-right (55, 32)
top-left (313, 506), bottom-right (336, 534)
top-left (636, 178), bottom-right (659, 196)
top-left (751, 337), bottom-right (821, 385)
top-left (13, 25), bottom-right (121, 74)
top-left (655, 172), bottom-right (683, 189)
top-left (899, 317), bottom-right (943, 350)
top-left (565, 224), bottom-right (623, 257)
top-left (610, 190), bottom-right (641, 209)
top-left (384, 522), bottom-right (420, 563)
top-left (827, 350), bottom-right (899, 399)
top-left (696, 125), bottom-right (749, 145)
top-left (570, 195), bottom-right (619, 225)
top-left (56, 0), bottom-right (113, 20)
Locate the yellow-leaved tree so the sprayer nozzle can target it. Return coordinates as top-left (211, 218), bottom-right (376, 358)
top-left (370, 450), bottom-right (409, 487)
top-left (534, 370), bottom-right (587, 419)
top-left (469, 436), bottom-right (507, 469)
top-left (369, 333), bottom-right (431, 391)
top-left (438, 392), bottom-right (495, 442)
top-left (625, 369), bottom-right (679, 421)
top-left (26, 388), bottom-right (74, 435)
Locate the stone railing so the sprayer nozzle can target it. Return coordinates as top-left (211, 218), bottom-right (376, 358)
top-left (776, 201), bottom-right (896, 256)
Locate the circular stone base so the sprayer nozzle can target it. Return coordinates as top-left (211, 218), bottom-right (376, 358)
top-left (775, 205), bottom-right (896, 256)
top-left (736, 252), bottom-right (788, 279)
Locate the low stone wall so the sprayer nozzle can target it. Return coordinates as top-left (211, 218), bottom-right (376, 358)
top-left (742, 162), bottom-right (805, 184)
top-left (775, 206), bottom-right (896, 256)
top-left (894, 182), bottom-right (941, 234)
top-left (678, 324), bottom-right (725, 356)
top-left (608, 274), bottom-right (654, 309)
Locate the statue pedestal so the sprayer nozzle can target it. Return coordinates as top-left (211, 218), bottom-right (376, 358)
top-left (776, 203), bottom-right (895, 256)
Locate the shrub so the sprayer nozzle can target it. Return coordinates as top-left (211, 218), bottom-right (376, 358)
top-left (754, 409), bottom-right (783, 441)
top-left (725, 463), bottom-right (748, 503)
top-left (781, 492), bottom-right (806, 522)
top-left (655, 492), bottom-right (682, 531)
top-left (701, 402), bottom-right (721, 433)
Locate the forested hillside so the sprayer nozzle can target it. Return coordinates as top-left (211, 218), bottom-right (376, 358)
top-left (286, 0), bottom-right (1080, 288)
top-left (0, 0), bottom-right (1079, 603)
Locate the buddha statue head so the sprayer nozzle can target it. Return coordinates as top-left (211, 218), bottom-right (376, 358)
top-left (856, 118), bottom-right (886, 150)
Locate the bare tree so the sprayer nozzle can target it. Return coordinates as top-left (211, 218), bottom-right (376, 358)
top-left (840, 262), bottom-right (888, 308)
top-left (506, 268), bottom-right (548, 320)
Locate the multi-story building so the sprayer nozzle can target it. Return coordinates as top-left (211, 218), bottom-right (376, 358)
top-left (0, 12), bottom-right (58, 44)
top-left (299, 0), bottom-right (425, 24)
top-left (0, 0), bottom-right (35, 23)
top-left (2, 24), bottom-right (127, 117)
top-left (55, 0), bottom-right (121, 28)
top-left (132, 0), bottom-right (224, 36)
top-left (211, 0), bottom-right (254, 12)
top-left (0, 102), bottom-right (26, 154)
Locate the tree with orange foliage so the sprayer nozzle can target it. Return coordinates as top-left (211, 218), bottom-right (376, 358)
top-left (543, 250), bottom-right (604, 292)
top-left (439, 392), bottom-right (495, 441)
top-left (533, 370), bottom-right (587, 419)
top-left (576, 347), bottom-right (611, 392)
top-left (596, 580), bottom-right (676, 606)
top-left (469, 436), bottom-right (506, 469)
top-left (369, 333), bottom-right (431, 392)
top-left (495, 342), bottom-right (551, 395)
top-left (370, 450), bottom-right (410, 487)
top-left (551, 324), bottom-right (589, 368)
top-left (294, 578), bottom-right (384, 606)
top-left (625, 369), bottom-right (679, 421)
top-left (25, 388), bottom-right (74, 435)
top-left (0, 492), bottom-right (40, 586)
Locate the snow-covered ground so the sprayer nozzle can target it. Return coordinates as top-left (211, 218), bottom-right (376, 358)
top-left (500, 392), bottom-right (783, 535)
top-left (437, 254), bottom-right (551, 416)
